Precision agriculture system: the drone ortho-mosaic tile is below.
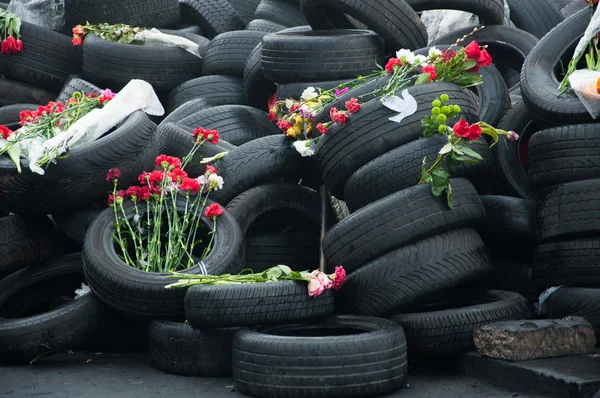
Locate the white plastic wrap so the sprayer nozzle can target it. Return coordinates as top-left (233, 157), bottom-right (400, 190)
top-left (133, 28), bottom-right (202, 58)
top-left (568, 69), bottom-right (600, 119)
top-left (7, 0), bottom-right (65, 30)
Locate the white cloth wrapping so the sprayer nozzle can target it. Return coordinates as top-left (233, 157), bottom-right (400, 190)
top-left (568, 69), bottom-right (600, 119)
top-left (133, 28), bottom-right (203, 58)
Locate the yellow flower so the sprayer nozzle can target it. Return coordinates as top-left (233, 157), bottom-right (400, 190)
top-left (286, 126), bottom-right (302, 138)
top-left (293, 115), bottom-right (304, 124)
top-left (305, 121), bottom-right (312, 135)
top-left (306, 101), bottom-right (318, 107)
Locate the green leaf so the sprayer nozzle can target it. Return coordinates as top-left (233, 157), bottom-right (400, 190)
top-left (266, 266), bottom-right (283, 280)
top-left (456, 144), bottom-right (483, 160)
top-left (462, 72), bottom-right (483, 83)
top-left (439, 142), bottom-right (454, 155)
top-left (431, 168), bottom-right (450, 196)
top-left (462, 59), bottom-right (478, 70)
top-left (446, 183), bottom-right (454, 208)
top-left (7, 144), bottom-right (21, 173)
top-left (414, 73), bottom-right (431, 85)
top-left (481, 127), bottom-right (499, 147)
top-left (276, 264), bottom-right (292, 276)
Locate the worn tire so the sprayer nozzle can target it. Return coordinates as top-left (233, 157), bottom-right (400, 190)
top-left (56, 76), bottom-right (101, 103)
top-left (534, 239), bottom-right (600, 288)
top-left (0, 111), bottom-right (158, 214)
top-left (405, 0), bottom-right (504, 25)
top-left (227, 0), bottom-right (261, 24)
top-left (148, 321), bottom-right (235, 376)
top-left (536, 179), bottom-right (600, 241)
top-left (0, 79), bottom-right (56, 108)
top-left (480, 195), bottom-right (535, 239)
top-left (300, 0), bottom-right (427, 54)
top-left (82, 33), bottom-right (202, 94)
top-left (520, 8), bottom-right (593, 126)
top-left (177, 105), bottom-right (280, 146)
top-left (339, 228), bottom-right (493, 317)
top-left (245, 19), bottom-right (289, 33)
top-left (545, 287), bottom-right (600, 338)
top-left (261, 29), bottom-right (383, 83)
top-left (505, 0), bottom-right (563, 38)
top-left (201, 30), bottom-right (266, 76)
top-left (160, 98), bottom-right (214, 125)
top-left (316, 82), bottom-right (480, 199)
top-left (185, 281), bottom-right (333, 328)
top-left (166, 75), bottom-right (247, 114)
top-left (179, 0), bottom-right (244, 39)
top-left (254, 0), bottom-right (308, 27)
top-left (245, 232), bottom-right (319, 273)
top-left (0, 254), bottom-right (99, 364)
top-left (0, 103), bottom-right (42, 131)
top-left (0, 22), bottom-right (82, 92)
top-left (244, 43), bottom-right (276, 111)
top-left (52, 206), bottom-right (104, 245)
top-left (344, 136), bottom-right (494, 212)
top-left (528, 124), bottom-right (600, 191)
top-left (323, 178), bottom-right (485, 273)
top-left (391, 290), bottom-right (531, 357)
top-left (82, 198), bottom-right (245, 319)
top-left (233, 316), bottom-right (407, 398)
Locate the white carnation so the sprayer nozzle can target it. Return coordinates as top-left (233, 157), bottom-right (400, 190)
top-left (293, 140), bottom-right (315, 157)
top-left (300, 86), bottom-right (318, 101)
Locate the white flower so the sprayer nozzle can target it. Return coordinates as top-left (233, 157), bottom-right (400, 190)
top-left (428, 47), bottom-right (442, 59)
top-left (74, 283), bottom-right (90, 299)
top-left (300, 86), bottom-right (318, 101)
top-left (413, 54), bottom-right (428, 66)
top-left (396, 49), bottom-right (415, 64)
top-left (196, 175), bottom-right (207, 185)
top-left (293, 140), bottom-right (315, 157)
top-left (208, 174), bottom-right (224, 190)
top-left (285, 99), bottom-right (295, 109)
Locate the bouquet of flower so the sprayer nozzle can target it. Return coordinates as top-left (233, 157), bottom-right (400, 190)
top-left (419, 94), bottom-right (519, 207)
top-left (165, 264), bottom-right (347, 298)
top-left (270, 27), bottom-right (493, 156)
top-left (0, 90), bottom-right (115, 173)
top-left (108, 127), bottom-right (225, 273)
top-left (72, 22), bottom-right (145, 46)
top-left (0, 9), bottom-right (22, 54)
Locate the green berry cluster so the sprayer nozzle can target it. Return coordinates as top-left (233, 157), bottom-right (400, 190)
top-left (421, 94), bottom-right (461, 137)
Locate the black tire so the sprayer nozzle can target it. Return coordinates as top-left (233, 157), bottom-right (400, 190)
top-left (391, 289), bottom-right (531, 357)
top-left (245, 232), bottom-right (319, 273)
top-left (536, 179), bottom-right (600, 241)
top-left (85, 303), bottom-right (150, 352)
top-left (0, 103), bottom-right (42, 131)
top-left (52, 206), bottom-right (104, 245)
top-left (404, 0), bottom-right (504, 25)
top-left (233, 316), bottom-right (407, 398)
top-left (316, 82), bottom-right (480, 199)
top-left (82, 198), bottom-right (245, 319)
top-left (226, 183), bottom-right (322, 234)
top-left (155, 31), bottom-right (211, 58)
top-left (201, 30), bottom-right (266, 76)
top-left (472, 263), bottom-right (539, 304)
top-left (177, 105), bottom-right (280, 146)
top-left (528, 124), bottom-right (600, 191)
top-left (495, 101), bottom-right (540, 200)
top-left (534, 239), bottom-right (600, 289)
top-left (156, 122), bottom-right (236, 177)
top-left (0, 22), bottom-right (82, 92)
top-left (520, 8), bottom-right (593, 126)
top-left (149, 321), bottom-right (235, 376)
top-left (339, 228), bottom-right (493, 316)
top-left (329, 196), bottom-right (350, 222)
top-left (505, 0), bottom-right (563, 38)
top-left (185, 281), bottom-right (333, 328)
top-left (165, 75), bottom-right (247, 114)
top-left (343, 136), bottom-right (494, 212)
top-left (244, 43), bottom-right (276, 111)
top-left (261, 29), bottom-right (383, 83)
top-left (0, 79), bottom-right (56, 108)
top-left (0, 215), bottom-right (61, 279)
top-left (561, 0), bottom-right (587, 18)
top-left (168, 24), bottom-right (204, 35)
top-left (63, 0), bottom-right (180, 33)
top-left (179, 0), bottom-right (245, 39)
top-left (227, 0), bottom-right (261, 25)
top-left (300, 0), bottom-right (427, 55)
top-left (544, 287), bottom-right (600, 337)
top-left (276, 79), bottom-right (347, 101)
top-left (160, 98), bottom-right (213, 125)
top-left (323, 178), bottom-right (485, 273)
top-left (56, 76), bottom-right (101, 103)
top-left (245, 18), bottom-right (288, 33)
top-left (0, 110), bottom-right (158, 215)
top-left (254, 0), bottom-right (308, 27)
top-left (431, 25), bottom-right (538, 93)
top-left (0, 254), bottom-right (99, 364)
top-left (480, 195), bottom-right (535, 239)
top-left (82, 34), bottom-right (202, 95)
top-left (210, 135), bottom-right (306, 205)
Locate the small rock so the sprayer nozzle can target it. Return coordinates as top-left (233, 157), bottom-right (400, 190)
top-left (474, 317), bottom-right (597, 361)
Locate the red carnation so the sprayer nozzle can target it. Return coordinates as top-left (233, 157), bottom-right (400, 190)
top-left (170, 168), bottom-right (188, 182)
top-left (155, 154), bottom-right (182, 170)
top-left (72, 35), bottom-right (83, 46)
top-left (138, 186), bottom-right (151, 201)
top-left (205, 165), bottom-right (217, 175)
top-left (442, 49), bottom-right (456, 62)
top-left (422, 65), bottom-right (437, 81)
top-left (345, 98), bottom-right (361, 114)
top-left (276, 118), bottom-right (293, 132)
top-left (138, 171), bottom-right (151, 185)
top-left (476, 49), bottom-right (493, 67)
top-left (106, 168), bottom-right (122, 182)
top-left (125, 186), bottom-right (140, 200)
top-left (204, 203), bottom-right (224, 219)
top-left (148, 170), bottom-right (166, 186)
top-left (317, 123), bottom-right (329, 134)
top-left (193, 127), bottom-right (219, 144)
top-left (330, 107), bottom-right (349, 125)
top-left (268, 109), bottom-right (277, 121)
top-left (453, 120), bottom-right (482, 141)
top-left (333, 266), bottom-right (346, 290)
top-left (0, 125), bottom-right (13, 140)
top-left (180, 178), bottom-right (201, 194)
top-left (385, 57), bottom-right (403, 73)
